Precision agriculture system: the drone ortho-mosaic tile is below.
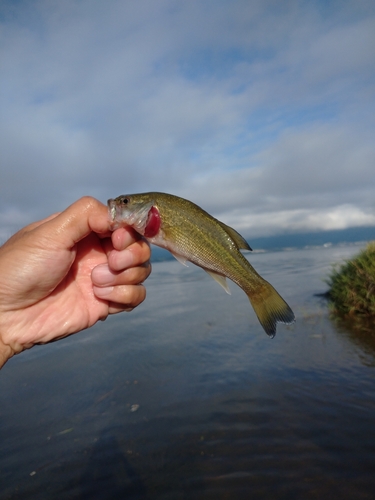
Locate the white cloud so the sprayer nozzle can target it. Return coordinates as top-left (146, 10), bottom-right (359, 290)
top-left (221, 205), bottom-right (375, 238)
top-left (0, 0), bottom-right (375, 240)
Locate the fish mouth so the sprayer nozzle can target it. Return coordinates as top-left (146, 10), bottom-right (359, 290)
top-left (107, 199), bottom-right (118, 227)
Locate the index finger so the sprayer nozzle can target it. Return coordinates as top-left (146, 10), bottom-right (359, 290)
top-left (111, 226), bottom-right (143, 251)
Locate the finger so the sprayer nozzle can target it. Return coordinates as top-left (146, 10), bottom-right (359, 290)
top-left (97, 231), bottom-right (113, 240)
top-left (92, 261), bottom-right (151, 287)
top-left (39, 197), bottom-right (109, 248)
top-left (99, 227), bottom-right (148, 261)
top-left (107, 239), bottom-right (151, 272)
top-left (93, 284), bottom-right (146, 310)
top-left (111, 226), bottom-right (142, 251)
top-left (107, 304), bottom-right (135, 315)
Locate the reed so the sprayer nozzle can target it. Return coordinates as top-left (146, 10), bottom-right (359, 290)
top-left (327, 241), bottom-right (375, 317)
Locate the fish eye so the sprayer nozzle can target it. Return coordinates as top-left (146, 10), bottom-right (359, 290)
top-left (121, 197), bottom-right (129, 205)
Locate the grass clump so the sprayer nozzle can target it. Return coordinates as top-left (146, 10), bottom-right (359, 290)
top-left (327, 242), bottom-right (375, 317)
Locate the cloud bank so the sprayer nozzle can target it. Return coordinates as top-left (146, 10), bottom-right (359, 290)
top-left (1, 0), bottom-right (374, 241)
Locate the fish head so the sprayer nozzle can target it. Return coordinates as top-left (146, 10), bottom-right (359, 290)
top-left (107, 193), bottom-right (161, 237)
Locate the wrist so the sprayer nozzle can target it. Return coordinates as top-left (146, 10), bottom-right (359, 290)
top-left (0, 337), bottom-right (14, 369)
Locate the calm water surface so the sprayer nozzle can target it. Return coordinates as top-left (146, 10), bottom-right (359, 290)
top-left (1, 244), bottom-right (375, 499)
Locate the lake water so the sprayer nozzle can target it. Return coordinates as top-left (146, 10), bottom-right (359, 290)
top-left (1, 243), bottom-right (375, 499)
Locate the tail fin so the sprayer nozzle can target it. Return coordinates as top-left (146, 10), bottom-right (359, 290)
top-left (248, 282), bottom-right (295, 338)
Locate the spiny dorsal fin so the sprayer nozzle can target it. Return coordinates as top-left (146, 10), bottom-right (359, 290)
top-left (217, 220), bottom-right (252, 251)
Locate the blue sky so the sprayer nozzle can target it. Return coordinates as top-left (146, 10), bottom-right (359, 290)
top-left (1, 0), bottom-right (375, 241)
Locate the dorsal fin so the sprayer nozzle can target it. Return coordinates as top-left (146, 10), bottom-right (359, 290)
top-left (217, 220), bottom-right (252, 251)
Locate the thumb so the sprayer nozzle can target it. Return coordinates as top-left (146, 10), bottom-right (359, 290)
top-left (40, 196), bottom-right (110, 248)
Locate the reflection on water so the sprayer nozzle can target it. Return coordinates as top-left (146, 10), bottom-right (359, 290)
top-left (332, 315), bottom-right (375, 367)
top-left (1, 243), bottom-right (375, 499)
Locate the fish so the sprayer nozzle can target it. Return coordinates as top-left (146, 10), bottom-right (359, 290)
top-left (108, 192), bottom-right (295, 337)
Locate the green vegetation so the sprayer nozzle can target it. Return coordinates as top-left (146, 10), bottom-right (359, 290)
top-left (327, 242), bottom-right (375, 317)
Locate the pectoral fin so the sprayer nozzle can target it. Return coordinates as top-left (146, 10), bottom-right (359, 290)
top-left (171, 252), bottom-right (189, 267)
top-left (205, 270), bottom-right (231, 295)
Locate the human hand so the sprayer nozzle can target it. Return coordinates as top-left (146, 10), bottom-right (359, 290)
top-left (0, 197), bottom-right (151, 368)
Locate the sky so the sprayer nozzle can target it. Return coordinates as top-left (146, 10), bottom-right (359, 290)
top-left (1, 0), bottom-right (375, 242)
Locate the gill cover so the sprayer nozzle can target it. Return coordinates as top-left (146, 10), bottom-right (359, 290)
top-left (144, 206), bottom-right (161, 237)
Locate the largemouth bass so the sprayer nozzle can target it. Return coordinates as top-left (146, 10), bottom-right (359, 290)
top-left (108, 192), bottom-right (295, 337)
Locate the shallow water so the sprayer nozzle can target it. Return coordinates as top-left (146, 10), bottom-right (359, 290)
top-left (1, 243), bottom-right (375, 499)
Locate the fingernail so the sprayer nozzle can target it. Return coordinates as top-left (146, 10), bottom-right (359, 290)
top-left (92, 264), bottom-right (115, 286)
top-left (93, 286), bottom-right (114, 298)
